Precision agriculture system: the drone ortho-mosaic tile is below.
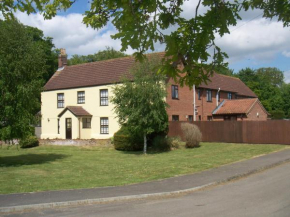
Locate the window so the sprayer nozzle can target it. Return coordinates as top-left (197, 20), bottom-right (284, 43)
top-left (172, 115), bottom-right (179, 121)
top-left (57, 93), bottom-right (64, 108)
top-left (83, 118), bottom-right (91, 129)
top-left (57, 119), bottom-right (60, 134)
top-left (77, 91), bottom-right (85, 104)
top-left (217, 91), bottom-right (220, 102)
top-left (198, 115), bottom-right (202, 121)
top-left (207, 116), bottom-right (213, 121)
top-left (198, 89), bottom-right (201, 100)
top-left (171, 85), bottom-right (178, 99)
top-left (100, 117), bottom-right (109, 134)
top-left (228, 92), bottom-right (232, 100)
top-left (188, 115), bottom-right (193, 122)
top-left (100, 89), bottom-right (108, 106)
top-left (235, 94), bottom-right (238, 99)
top-left (206, 90), bottom-right (212, 102)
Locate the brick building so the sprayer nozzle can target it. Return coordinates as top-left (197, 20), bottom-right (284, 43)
top-left (167, 73), bottom-right (269, 121)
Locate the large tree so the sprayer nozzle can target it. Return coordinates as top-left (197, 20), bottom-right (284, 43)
top-left (0, 20), bottom-right (47, 142)
top-left (67, 47), bottom-right (127, 66)
top-left (1, 0), bottom-right (290, 87)
top-left (111, 56), bottom-right (168, 154)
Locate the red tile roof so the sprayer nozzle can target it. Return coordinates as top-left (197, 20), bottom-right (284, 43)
top-left (44, 53), bottom-right (256, 98)
top-left (58, 106), bottom-right (92, 117)
top-left (213, 98), bottom-right (259, 115)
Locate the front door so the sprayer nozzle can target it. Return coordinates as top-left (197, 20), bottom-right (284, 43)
top-left (66, 118), bottom-right (72, 139)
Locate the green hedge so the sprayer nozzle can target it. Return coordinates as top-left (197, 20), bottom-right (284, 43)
top-left (114, 126), bottom-right (143, 151)
top-left (19, 136), bottom-right (39, 149)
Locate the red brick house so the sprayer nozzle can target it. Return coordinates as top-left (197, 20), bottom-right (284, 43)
top-left (167, 73), bottom-right (269, 121)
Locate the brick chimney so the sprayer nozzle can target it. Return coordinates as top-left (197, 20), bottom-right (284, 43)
top-left (58, 48), bottom-right (67, 68)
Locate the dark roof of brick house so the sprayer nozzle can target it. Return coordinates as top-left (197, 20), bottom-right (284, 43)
top-left (58, 106), bottom-right (92, 117)
top-left (213, 98), bottom-right (268, 115)
top-left (199, 73), bottom-right (257, 97)
top-left (44, 53), bottom-right (256, 98)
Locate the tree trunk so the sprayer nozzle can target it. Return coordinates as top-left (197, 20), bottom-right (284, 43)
top-left (143, 133), bottom-right (147, 154)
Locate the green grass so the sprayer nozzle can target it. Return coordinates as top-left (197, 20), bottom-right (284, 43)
top-left (0, 143), bottom-right (287, 194)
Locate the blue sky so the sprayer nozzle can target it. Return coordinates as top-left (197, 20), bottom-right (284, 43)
top-left (14, 0), bottom-right (290, 82)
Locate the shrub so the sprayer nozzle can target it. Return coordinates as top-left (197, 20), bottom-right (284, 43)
top-left (152, 135), bottom-right (171, 151)
top-left (181, 123), bottom-right (202, 148)
top-left (19, 136), bottom-right (39, 149)
top-left (167, 136), bottom-right (184, 149)
top-left (270, 110), bottom-right (285, 119)
top-left (114, 126), bottom-right (143, 151)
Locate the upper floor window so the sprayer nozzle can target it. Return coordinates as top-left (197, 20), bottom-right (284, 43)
top-left (77, 91), bottom-right (85, 104)
top-left (100, 117), bottom-right (109, 134)
top-left (228, 92), bottom-right (232, 100)
top-left (57, 93), bottom-right (64, 108)
top-left (198, 89), bottom-right (201, 100)
top-left (217, 91), bottom-right (220, 102)
top-left (172, 115), bottom-right (179, 121)
top-left (100, 89), bottom-right (108, 106)
top-left (206, 90), bottom-right (212, 102)
top-left (171, 85), bottom-right (178, 99)
top-left (83, 118), bottom-right (91, 129)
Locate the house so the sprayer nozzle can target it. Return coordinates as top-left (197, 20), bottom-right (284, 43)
top-left (40, 49), bottom-right (268, 140)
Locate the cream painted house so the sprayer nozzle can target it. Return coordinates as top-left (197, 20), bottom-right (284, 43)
top-left (40, 49), bottom-right (136, 139)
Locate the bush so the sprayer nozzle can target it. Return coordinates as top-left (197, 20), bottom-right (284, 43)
top-left (19, 136), bottom-right (39, 149)
top-left (167, 136), bottom-right (184, 149)
top-left (181, 123), bottom-right (202, 148)
top-left (152, 135), bottom-right (171, 151)
top-left (114, 126), bottom-right (143, 151)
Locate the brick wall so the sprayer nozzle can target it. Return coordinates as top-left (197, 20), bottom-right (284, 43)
top-left (166, 78), bottom-right (244, 121)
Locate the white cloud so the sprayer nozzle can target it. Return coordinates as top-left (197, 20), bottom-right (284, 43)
top-left (284, 70), bottom-right (290, 83)
top-left (216, 18), bottom-right (290, 64)
top-left (15, 11), bottom-right (134, 56)
top-left (282, 51), bottom-right (290, 58)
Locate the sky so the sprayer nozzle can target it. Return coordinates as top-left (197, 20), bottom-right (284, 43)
top-left (13, 0), bottom-right (290, 83)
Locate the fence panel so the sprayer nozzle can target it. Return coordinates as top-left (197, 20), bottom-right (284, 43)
top-left (168, 121), bottom-right (290, 145)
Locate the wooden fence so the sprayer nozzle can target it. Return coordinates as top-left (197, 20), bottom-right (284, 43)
top-left (168, 121), bottom-right (290, 145)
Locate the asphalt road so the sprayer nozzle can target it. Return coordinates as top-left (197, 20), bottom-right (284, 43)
top-left (5, 162), bottom-right (290, 217)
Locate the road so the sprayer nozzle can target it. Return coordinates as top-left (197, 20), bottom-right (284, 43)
top-left (4, 162), bottom-right (290, 217)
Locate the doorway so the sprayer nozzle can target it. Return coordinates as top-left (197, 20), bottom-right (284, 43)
top-left (66, 118), bottom-right (72, 139)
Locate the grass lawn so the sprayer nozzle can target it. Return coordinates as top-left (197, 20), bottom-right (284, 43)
top-left (0, 143), bottom-right (287, 194)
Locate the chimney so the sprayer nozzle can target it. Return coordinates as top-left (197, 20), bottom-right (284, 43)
top-left (58, 48), bottom-right (67, 68)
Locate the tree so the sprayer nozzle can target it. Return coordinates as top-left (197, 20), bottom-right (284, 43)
top-left (67, 47), bottom-right (127, 66)
top-left (111, 56), bottom-right (168, 154)
top-left (2, 0), bottom-right (290, 87)
top-left (0, 20), bottom-right (47, 143)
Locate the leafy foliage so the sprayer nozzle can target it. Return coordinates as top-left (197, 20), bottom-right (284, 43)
top-left (67, 47), bottom-right (127, 66)
top-left (236, 67), bottom-right (288, 118)
top-left (0, 20), bottom-right (47, 142)
top-left (113, 126), bottom-right (143, 151)
top-left (111, 56), bottom-right (168, 153)
top-left (19, 136), bottom-right (39, 148)
top-left (2, 0), bottom-right (290, 87)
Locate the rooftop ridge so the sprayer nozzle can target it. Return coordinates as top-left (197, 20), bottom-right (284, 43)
top-left (64, 51), bottom-right (166, 68)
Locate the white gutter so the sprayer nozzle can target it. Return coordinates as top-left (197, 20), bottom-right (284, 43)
top-left (216, 88), bottom-right (221, 107)
top-left (193, 85), bottom-right (196, 121)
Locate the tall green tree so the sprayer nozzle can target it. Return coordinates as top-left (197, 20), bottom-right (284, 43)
top-left (2, 0), bottom-right (290, 87)
top-left (67, 47), bottom-right (127, 66)
top-left (0, 20), bottom-right (47, 142)
top-left (111, 57), bottom-right (168, 154)
top-left (236, 67), bottom-right (285, 117)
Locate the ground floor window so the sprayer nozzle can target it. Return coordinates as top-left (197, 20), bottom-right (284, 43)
top-left (172, 115), bottom-right (179, 121)
top-left (83, 118), bottom-right (91, 128)
top-left (207, 116), bottom-right (213, 121)
top-left (58, 119), bottom-right (60, 134)
top-left (100, 117), bottom-right (109, 134)
top-left (188, 115), bottom-right (193, 121)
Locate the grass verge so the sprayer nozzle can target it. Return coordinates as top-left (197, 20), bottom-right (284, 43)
top-left (0, 143), bottom-right (287, 194)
